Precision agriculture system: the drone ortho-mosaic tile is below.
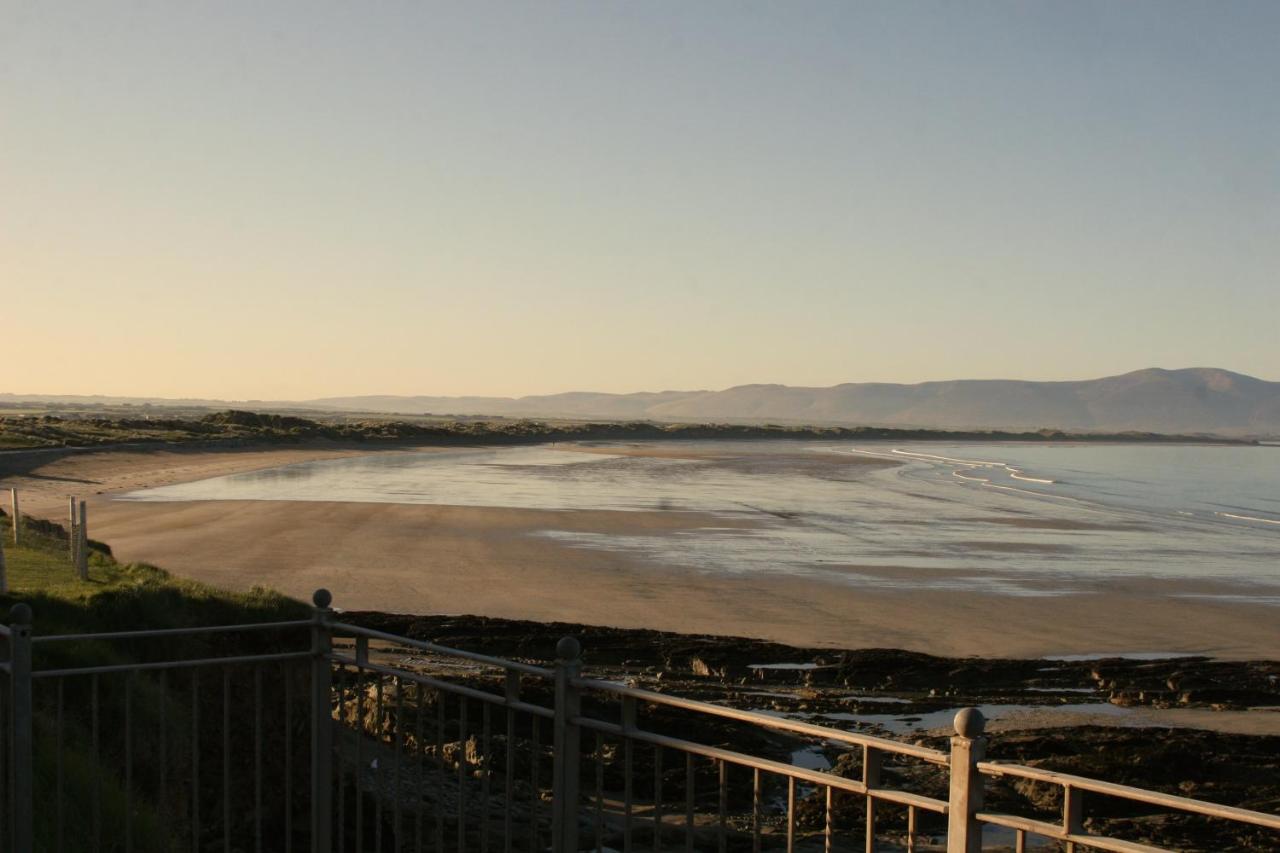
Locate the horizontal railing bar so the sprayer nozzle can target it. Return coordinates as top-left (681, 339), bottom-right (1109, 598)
top-left (33, 650), bottom-right (312, 679)
top-left (331, 621), bottom-right (554, 677)
top-left (33, 619), bottom-right (314, 644)
top-left (979, 761), bottom-right (1280, 830)
top-left (974, 811), bottom-right (1064, 837)
top-left (573, 676), bottom-right (949, 764)
top-left (867, 787), bottom-right (950, 813)
top-left (576, 715), bottom-right (869, 796)
top-left (0, 624), bottom-right (10, 637)
top-left (574, 714), bottom-right (949, 814)
top-left (328, 653), bottom-right (556, 719)
top-left (976, 813), bottom-right (1167, 853)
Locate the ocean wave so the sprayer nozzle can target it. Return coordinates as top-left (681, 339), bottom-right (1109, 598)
top-left (1215, 512), bottom-right (1280, 526)
top-left (882, 447), bottom-right (1058, 486)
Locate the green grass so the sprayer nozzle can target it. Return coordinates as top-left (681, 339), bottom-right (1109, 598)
top-left (0, 514), bottom-right (306, 633)
top-left (2, 523), bottom-right (118, 593)
top-left (0, 513), bottom-right (314, 850)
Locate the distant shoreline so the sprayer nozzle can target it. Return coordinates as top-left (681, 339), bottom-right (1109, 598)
top-left (0, 408), bottom-right (1259, 454)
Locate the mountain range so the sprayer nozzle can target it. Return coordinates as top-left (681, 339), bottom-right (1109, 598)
top-left (305, 368), bottom-right (1278, 435)
top-left (5, 368), bottom-right (1279, 436)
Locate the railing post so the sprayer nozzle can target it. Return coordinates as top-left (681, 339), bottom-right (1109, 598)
top-left (864, 745), bottom-right (883, 850)
top-left (310, 589), bottom-right (334, 853)
top-left (0, 542), bottom-right (7, 594)
top-left (9, 488), bottom-right (19, 546)
top-left (9, 603), bottom-right (34, 853)
top-left (947, 708), bottom-right (986, 853)
top-left (355, 635), bottom-right (369, 666)
top-left (551, 636), bottom-right (582, 853)
top-left (1064, 783), bottom-right (1084, 850)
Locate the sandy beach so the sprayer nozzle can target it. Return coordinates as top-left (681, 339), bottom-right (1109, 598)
top-left (2, 442), bottom-right (1277, 660)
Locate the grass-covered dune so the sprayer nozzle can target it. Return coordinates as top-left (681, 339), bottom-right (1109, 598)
top-left (0, 511), bottom-right (312, 851)
top-left (0, 408), bottom-right (1252, 451)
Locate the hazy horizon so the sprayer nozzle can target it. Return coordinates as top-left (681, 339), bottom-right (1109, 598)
top-left (2, 364), bottom-right (1276, 405)
top-left (6, 2), bottom-right (1278, 399)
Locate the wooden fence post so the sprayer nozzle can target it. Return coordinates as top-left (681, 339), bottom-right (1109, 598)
top-left (9, 488), bottom-right (18, 546)
top-left (947, 708), bottom-right (987, 852)
top-left (77, 500), bottom-right (88, 580)
top-left (69, 495), bottom-right (78, 563)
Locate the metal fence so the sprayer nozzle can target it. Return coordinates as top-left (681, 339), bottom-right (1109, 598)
top-left (3, 590), bottom-right (1279, 852)
top-left (3, 603), bottom-right (318, 852)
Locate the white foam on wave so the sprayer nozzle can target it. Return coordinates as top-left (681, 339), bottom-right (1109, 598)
top-left (840, 448), bottom-right (903, 462)
top-left (884, 447), bottom-right (1058, 486)
top-left (1216, 512), bottom-right (1280, 526)
top-left (981, 482), bottom-right (1086, 504)
top-left (889, 449), bottom-right (1004, 466)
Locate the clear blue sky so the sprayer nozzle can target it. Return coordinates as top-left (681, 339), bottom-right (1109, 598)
top-left (3, 2), bottom-right (1277, 399)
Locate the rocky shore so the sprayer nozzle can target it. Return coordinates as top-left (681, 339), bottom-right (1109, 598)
top-left (345, 610), bottom-right (1280, 851)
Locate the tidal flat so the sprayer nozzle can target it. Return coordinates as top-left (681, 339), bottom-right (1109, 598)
top-left (5, 439), bottom-right (1277, 658)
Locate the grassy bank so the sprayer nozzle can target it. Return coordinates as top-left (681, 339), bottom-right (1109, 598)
top-left (0, 512), bottom-right (313, 850)
top-left (0, 510), bottom-right (306, 634)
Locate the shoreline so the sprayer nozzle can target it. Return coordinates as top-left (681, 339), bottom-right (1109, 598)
top-left (2, 441), bottom-right (1278, 660)
top-left (345, 609), bottom-right (1280, 735)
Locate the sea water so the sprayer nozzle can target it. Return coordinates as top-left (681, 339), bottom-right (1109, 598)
top-left (118, 441), bottom-right (1280, 599)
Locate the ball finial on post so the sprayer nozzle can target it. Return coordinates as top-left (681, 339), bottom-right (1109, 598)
top-left (8, 602), bottom-right (32, 626)
top-left (953, 707), bottom-right (986, 739)
top-left (312, 588), bottom-right (333, 609)
top-left (556, 635), bottom-right (581, 663)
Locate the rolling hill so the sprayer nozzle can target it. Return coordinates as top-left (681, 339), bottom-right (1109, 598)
top-left (6, 368), bottom-right (1278, 436)
top-left (306, 368), bottom-right (1280, 436)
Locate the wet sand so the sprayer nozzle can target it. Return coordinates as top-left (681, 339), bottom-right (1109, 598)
top-left (0, 443), bottom-right (438, 518)
top-left (3, 444), bottom-right (1278, 659)
top-left (980, 705), bottom-right (1280, 737)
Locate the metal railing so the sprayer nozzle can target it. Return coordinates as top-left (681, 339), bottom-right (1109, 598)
top-left (325, 610), bottom-right (560, 852)
top-left (2, 602), bottom-right (317, 852)
top-left (4, 590), bottom-right (1279, 852)
top-left (568, 660), bottom-right (950, 852)
top-left (974, 759), bottom-right (1280, 852)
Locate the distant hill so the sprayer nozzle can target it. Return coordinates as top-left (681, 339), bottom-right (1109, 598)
top-left (306, 368), bottom-right (1280, 436)
top-left (304, 390), bottom-right (708, 420)
top-left (5, 368), bottom-right (1278, 436)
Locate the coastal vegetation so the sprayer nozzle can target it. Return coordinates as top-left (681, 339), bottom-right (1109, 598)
top-left (0, 511), bottom-right (310, 850)
top-left (0, 408), bottom-right (1252, 451)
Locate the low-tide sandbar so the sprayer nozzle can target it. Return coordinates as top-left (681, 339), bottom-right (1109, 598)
top-left (3, 443), bottom-right (1277, 660)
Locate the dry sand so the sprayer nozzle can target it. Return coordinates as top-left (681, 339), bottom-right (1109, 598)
top-left (2, 443), bottom-right (1277, 660)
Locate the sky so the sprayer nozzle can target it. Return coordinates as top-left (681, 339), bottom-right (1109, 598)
top-left (3, 1), bottom-right (1278, 400)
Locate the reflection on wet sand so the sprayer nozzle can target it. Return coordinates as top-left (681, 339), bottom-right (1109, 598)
top-left (117, 440), bottom-right (1280, 602)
